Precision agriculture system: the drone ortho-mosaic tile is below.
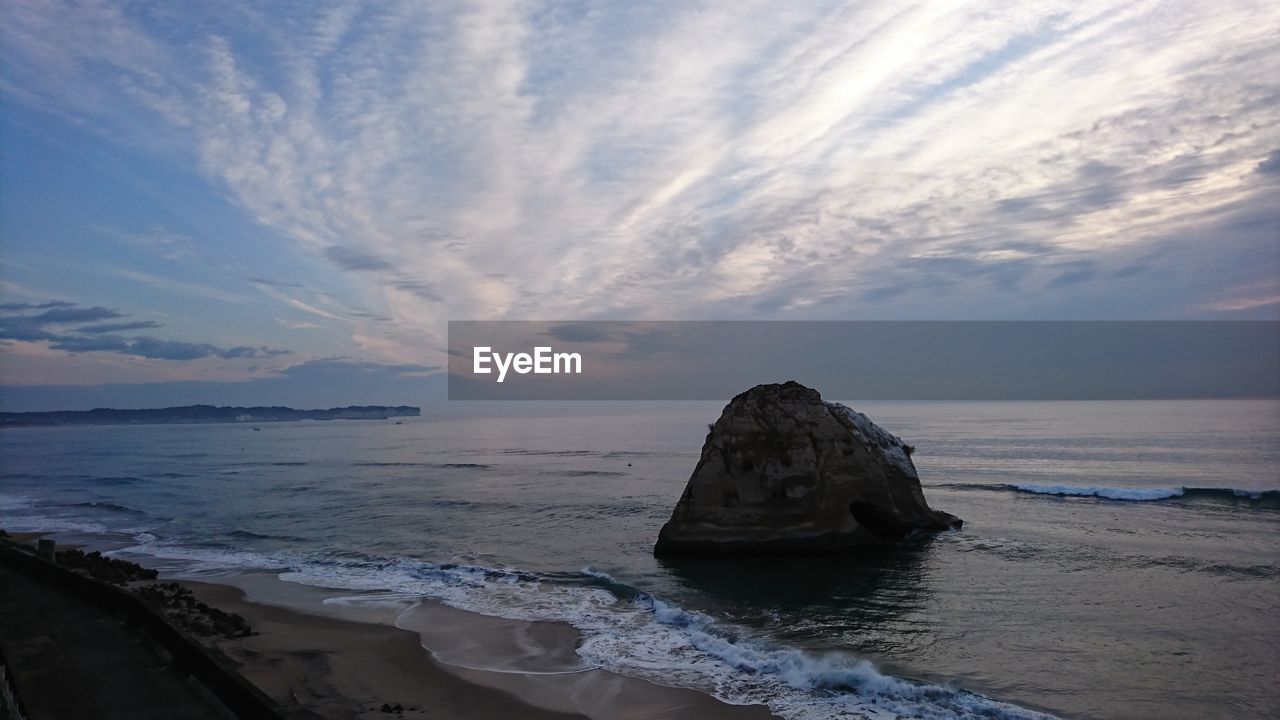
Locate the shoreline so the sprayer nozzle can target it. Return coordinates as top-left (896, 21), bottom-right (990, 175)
top-left (0, 531), bottom-right (775, 719)
top-left (180, 570), bottom-right (777, 720)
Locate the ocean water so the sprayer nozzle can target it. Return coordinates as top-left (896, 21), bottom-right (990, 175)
top-left (2, 400), bottom-right (1278, 719)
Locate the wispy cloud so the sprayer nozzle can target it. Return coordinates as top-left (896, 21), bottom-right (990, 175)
top-left (278, 318), bottom-right (320, 330)
top-left (3, 0), bottom-right (1278, 367)
top-left (1205, 295), bottom-right (1280, 312)
top-left (102, 266), bottom-right (250, 305)
top-left (93, 225), bottom-right (201, 261)
top-left (1202, 279), bottom-right (1280, 312)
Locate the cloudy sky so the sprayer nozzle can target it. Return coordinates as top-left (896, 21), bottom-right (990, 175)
top-left (1, 0), bottom-right (1278, 408)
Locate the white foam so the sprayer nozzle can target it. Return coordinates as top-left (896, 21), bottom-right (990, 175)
top-left (581, 566), bottom-right (617, 581)
top-left (0, 494), bottom-right (37, 512)
top-left (1, 494), bottom-right (156, 536)
top-left (1009, 484), bottom-right (1183, 501)
top-left (116, 537), bottom-right (291, 571)
top-left (584, 595), bottom-right (1055, 720)
top-left (1231, 489), bottom-right (1266, 500)
top-left (115, 536), bottom-right (1054, 720)
top-left (1, 515), bottom-right (112, 534)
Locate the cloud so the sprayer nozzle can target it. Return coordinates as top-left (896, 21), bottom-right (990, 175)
top-left (102, 267), bottom-right (249, 305)
top-left (31, 306), bottom-right (125, 324)
top-left (93, 226), bottom-right (200, 261)
top-left (0, 302), bottom-right (288, 361)
top-left (2, 0), bottom-right (1278, 342)
top-left (1204, 295), bottom-right (1280, 312)
top-left (278, 318), bottom-right (320, 329)
top-left (1257, 150), bottom-right (1280, 176)
top-left (389, 279), bottom-right (440, 302)
top-left (0, 301), bottom-right (76, 311)
top-left (279, 358), bottom-right (437, 378)
top-left (45, 335), bottom-right (131, 354)
top-left (0, 304), bottom-right (126, 340)
top-left (0, 325), bottom-right (58, 342)
top-left (323, 245), bottom-right (395, 272)
top-left (78, 320), bottom-right (165, 333)
top-left (49, 334), bottom-right (288, 361)
top-left (1202, 279), bottom-right (1280, 313)
top-left (1047, 262), bottom-right (1099, 289)
top-left (249, 277), bottom-right (305, 289)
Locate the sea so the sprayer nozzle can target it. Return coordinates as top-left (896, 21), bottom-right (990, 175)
top-left (2, 399), bottom-right (1277, 719)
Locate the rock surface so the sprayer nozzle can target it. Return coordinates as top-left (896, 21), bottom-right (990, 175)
top-left (654, 381), bottom-right (960, 556)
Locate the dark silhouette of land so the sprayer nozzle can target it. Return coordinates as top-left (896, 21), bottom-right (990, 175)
top-left (0, 404), bottom-right (420, 427)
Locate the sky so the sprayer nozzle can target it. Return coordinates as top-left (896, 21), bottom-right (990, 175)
top-left (1, 0), bottom-right (1278, 409)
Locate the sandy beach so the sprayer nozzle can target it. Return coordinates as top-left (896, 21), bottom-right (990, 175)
top-left (181, 574), bottom-right (777, 720)
top-left (2, 532), bottom-right (773, 719)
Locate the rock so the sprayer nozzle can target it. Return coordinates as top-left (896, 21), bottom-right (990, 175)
top-left (654, 381), bottom-right (961, 556)
top-left (54, 548), bottom-right (159, 584)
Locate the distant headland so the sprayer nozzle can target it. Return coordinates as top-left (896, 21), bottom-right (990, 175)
top-left (0, 405), bottom-right (421, 427)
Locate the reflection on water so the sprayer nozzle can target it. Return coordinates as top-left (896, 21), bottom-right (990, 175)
top-left (659, 537), bottom-right (938, 641)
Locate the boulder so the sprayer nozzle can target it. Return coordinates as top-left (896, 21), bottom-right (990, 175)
top-left (654, 381), bottom-right (960, 556)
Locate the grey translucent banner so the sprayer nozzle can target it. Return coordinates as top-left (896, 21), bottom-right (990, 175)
top-left (447, 321), bottom-right (1280, 400)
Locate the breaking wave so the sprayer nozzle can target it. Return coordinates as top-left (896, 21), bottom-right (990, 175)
top-left (112, 536), bottom-right (1054, 720)
top-left (934, 483), bottom-right (1278, 504)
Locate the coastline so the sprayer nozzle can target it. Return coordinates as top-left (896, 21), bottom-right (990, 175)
top-left (0, 532), bottom-right (775, 720)
top-left (182, 571), bottom-right (778, 720)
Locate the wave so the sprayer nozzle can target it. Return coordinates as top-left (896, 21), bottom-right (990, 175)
top-left (1011, 484), bottom-right (1186, 501)
top-left (421, 499), bottom-right (488, 509)
top-left (0, 494), bottom-right (36, 512)
top-left (350, 461), bottom-right (492, 470)
top-left (352, 461), bottom-right (425, 467)
top-left (0, 511), bottom-right (154, 536)
top-left (71, 501), bottom-right (148, 516)
top-left (934, 483), bottom-right (1279, 504)
top-left (2, 494), bottom-right (157, 537)
top-left (498, 449), bottom-right (600, 457)
top-left (115, 538), bottom-right (1053, 720)
top-left (226, 529), bottom-right (309, 542)
top-left (0, 473), bottom-right (44, 481)
top-left (89, 476), bottom-right (145, 485)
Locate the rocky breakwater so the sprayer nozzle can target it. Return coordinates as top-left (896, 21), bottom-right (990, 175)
top-left (654, 381), bottom-right (961, 556)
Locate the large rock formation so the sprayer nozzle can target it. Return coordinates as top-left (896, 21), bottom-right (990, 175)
top-left (654, 381), bottom-right (960, 556)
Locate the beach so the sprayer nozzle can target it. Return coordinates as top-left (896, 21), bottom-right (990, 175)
top-left (179, 573), bottom-right (775, 720)
top-left (0, 533), bottom-right (774, 720)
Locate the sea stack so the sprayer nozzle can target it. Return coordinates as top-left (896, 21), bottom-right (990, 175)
top-left (654, 381), bottom-right (961, 557)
